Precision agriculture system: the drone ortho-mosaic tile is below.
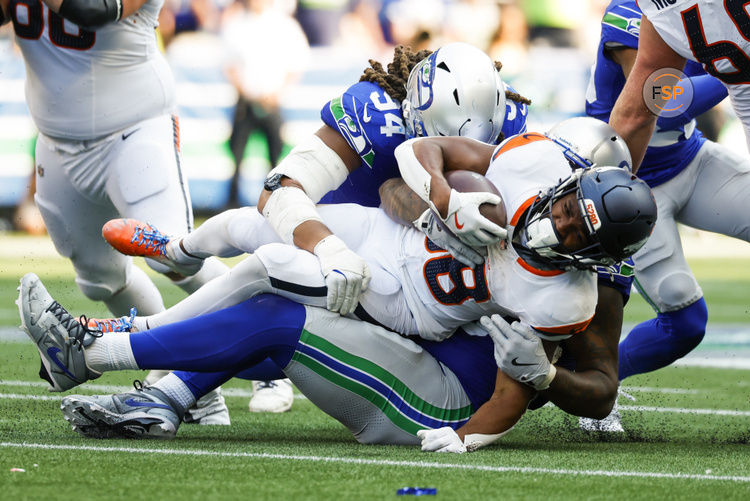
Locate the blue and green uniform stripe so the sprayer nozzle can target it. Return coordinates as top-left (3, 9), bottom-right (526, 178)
top-left (292, 329), bottom-right (474, 436)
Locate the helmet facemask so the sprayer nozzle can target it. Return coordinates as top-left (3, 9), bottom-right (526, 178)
top-left (515, 170), bottom-right (617, 271)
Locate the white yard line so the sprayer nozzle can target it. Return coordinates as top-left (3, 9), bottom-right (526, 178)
top-left (619, 405), bottom-right (750, 417)
top-left (1, 442), bottom-right (748, 483)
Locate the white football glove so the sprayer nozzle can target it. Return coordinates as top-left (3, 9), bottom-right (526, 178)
top-left (314, 235), bottom-right (371, 316)
top-left (414, 209), bottom-right (485, 268)
top-left (480, 315), bottom-right (557, 391)
top-left (417, 427), bottom-right (466, 454)
top-left (432, 190), bottom-right (507, 248)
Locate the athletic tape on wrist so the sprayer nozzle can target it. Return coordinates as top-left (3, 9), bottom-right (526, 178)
top-left (395, 138), bottom-right (433, 204)
top-left (267, 135), bottom-right (348, 203)
top-left (313, 234), bottom-right (347, 259)
top-left (262, 186), bottom-right (323, 245)
top-left (463, 427), bottom-right (512, 452)
top-left (536, 364), bottom-right (557, 391)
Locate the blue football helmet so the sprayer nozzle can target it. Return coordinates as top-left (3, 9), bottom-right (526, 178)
top-left (514, 166), bottom-right (657, 270)
top-left (402, 42), bottom-right (506, 144)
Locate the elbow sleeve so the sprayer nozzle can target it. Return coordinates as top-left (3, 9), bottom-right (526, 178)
top-left (59, 0), bottom-right (122, 29)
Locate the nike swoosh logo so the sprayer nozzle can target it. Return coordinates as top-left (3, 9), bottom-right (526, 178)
top-left (47, 346), bottom-right (78, 380)
top-left (122, 128), bottom-right (140, 141)
top-left (453, 213), bottom-right (465, 230)
top-left (510, 357), bottom-right (536, 367)
top-left (123, 398), bottom-right (172, 410)
top-left (362, 106), bottom-right (371, 123)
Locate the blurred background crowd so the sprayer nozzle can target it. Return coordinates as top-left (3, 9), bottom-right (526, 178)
top-left (0, 0), bottom-right (745, 233)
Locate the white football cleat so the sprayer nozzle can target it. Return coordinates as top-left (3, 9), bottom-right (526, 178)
top-left (248, 379), bottom-right (294, 413)
top-left (183, 388), bottom-right (230, 425)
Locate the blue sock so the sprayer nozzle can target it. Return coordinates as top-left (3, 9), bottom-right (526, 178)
top-left (130, 294), bottom-right (306, 374)
top-left (619, 297), bottom-right (707, 380)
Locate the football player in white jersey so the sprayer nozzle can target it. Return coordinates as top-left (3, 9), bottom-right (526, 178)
top-left (17, 131), bottom-right (656, 450)
top-left (610, 0), bottom-right (750, 159)
top-left (1, 0), bottom-right (231, 423)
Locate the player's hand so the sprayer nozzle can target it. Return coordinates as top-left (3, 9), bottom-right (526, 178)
top-left (414, 209), bottom-right (485, 268)
top-left (417, 427), bottom-right (467, 453)
top-left (314, 235), bottom-right (371, 316)
top-left (435, 190), bottom-right (507, 247)
top-left (480, 315), bottom-right (556, 391)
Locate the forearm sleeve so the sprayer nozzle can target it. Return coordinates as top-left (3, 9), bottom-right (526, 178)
top-left (59, 0), bottom-right (122, 29)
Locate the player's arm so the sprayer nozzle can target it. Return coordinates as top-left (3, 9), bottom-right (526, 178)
top-left (395, 137), bottom-right (506, 248)
top-left (609, 47), bottom-right (728, 144)
top-left (379, 177), bottom-right (485, 267)
top-left (418, 338), bottom-right (555, 453)
top-left (42, 0), bottom-right (148, 28)
top-left (609, 15), bottom-right (686, 173)
top-left (540, 285), bottom-right (622, 418)
top-left (256, 125), bottom-right (369, 315)
top-left (482, 286), bottom-right (622, 419)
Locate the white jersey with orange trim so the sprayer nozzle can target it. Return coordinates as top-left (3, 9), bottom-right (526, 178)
top-left (10, 0), bottom-right (174, 139)
top-left (639, 0), bottom-right (750, 147)
top-left (394, 133), bottom-right (597, 341)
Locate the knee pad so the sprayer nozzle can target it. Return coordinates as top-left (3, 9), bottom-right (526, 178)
top-left (659, 297), bottom-right (708, 357)
top-left (76, 276), bottom-right (122, 301)
top-left (650, 270), bottom-right (703, 312)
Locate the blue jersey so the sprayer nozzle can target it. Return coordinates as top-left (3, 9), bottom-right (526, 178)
top-left (319, 81), bottom-right (528, 207)
top-left (585, 0), bottom-right (705, 188)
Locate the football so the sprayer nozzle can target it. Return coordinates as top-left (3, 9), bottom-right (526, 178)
top-left (444, 170), bottom-right (507, 228)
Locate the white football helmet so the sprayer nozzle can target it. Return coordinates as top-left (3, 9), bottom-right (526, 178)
top-left (546, 117), bottom-right (633, 171)
top-left (402, 42), bottom-right (506, 144)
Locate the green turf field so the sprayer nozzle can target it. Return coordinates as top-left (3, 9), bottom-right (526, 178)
top-left (1, 234), bottom-right (749, 500)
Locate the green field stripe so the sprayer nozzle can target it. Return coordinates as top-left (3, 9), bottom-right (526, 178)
top-left (298, 329), bottom-right (473, 422)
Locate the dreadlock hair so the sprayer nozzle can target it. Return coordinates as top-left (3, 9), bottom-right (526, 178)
top-left (360, 45), bottom-right (432, 103)
top-left (361, 46), bottom-right (532, 109)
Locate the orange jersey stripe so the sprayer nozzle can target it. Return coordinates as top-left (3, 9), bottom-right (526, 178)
top-left (534, 316), bottom-right (593, 337)
top-left (509, 195), bottom-right (538, 227)
top-left (515, 257), bottom-right (564, 277)
top-left (493, 132), bottom-right (549, 160)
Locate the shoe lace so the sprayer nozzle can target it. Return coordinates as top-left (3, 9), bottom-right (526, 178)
top-left (90, 307), bottom-right (137, 333)
top-left (133, 379), bottom-right (145, 391)
top-left (131, 224), bottom-right (169, 256)
top-left (256, 381), bottom-right (278, 390)
top-left (44, 301), bottom-right (102, 348)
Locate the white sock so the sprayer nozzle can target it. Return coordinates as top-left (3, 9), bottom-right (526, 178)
top-left (152, 373), bottom-right (196, 414)
top-left (85, 334), bottom-right (138, 372)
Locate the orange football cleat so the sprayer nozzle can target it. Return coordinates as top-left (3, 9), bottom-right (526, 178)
top-left (86, 307), bottom-right (137, 333)
top-left (102, 219), bottom-right (170, 259)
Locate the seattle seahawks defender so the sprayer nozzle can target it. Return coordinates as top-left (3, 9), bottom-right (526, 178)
top-left (585, 0), bottom-right (750, 430)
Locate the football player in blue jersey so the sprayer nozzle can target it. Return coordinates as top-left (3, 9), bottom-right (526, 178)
top-left (96, 42), bottom-right (530, 414)
top-left (582, 0), bottom-right (750, 431)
